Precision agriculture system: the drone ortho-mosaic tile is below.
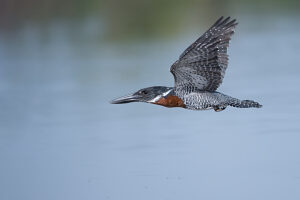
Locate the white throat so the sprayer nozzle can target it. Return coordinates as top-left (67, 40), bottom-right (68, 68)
top-left (147, 89), bottom-right (172, 103)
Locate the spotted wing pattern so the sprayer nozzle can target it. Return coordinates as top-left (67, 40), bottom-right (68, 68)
top-left (170, 17), bottom-right (238, 91)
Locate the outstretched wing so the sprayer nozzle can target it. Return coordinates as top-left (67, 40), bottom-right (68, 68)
top-left (170, 16), bottom-right (238, 91)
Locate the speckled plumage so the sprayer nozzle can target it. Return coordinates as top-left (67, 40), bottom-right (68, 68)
top-left (171, 16), bottom-right (236, 92)
top-left (169, 16), bottom-right (262, 111)
top-left (111, 16), bottom-right (262, 111)
top-left (172, 88), bottom-right (261, 111)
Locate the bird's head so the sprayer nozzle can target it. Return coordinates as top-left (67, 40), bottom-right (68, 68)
top-left (111, 86), bottom-right (173, 104)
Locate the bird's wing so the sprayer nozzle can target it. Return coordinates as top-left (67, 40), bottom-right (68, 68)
top-left (170, 16), bottom-right (238, 91)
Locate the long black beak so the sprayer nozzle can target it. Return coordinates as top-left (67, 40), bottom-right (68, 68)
top-left (110, 93), bottom-right (142, 104)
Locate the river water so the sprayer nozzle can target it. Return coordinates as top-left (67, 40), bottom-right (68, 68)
top-left (0, 15), bottom-right (300, 200)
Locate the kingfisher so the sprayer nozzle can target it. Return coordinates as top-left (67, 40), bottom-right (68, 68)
top-left (111, 17), bottom-right (262, 111)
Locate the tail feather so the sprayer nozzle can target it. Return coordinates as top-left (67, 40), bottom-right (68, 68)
top-left (229, 99), bottom-right (262, 108)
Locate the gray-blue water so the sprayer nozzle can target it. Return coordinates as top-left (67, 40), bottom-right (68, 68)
top-left (0, 16), bottom-right (300, 200)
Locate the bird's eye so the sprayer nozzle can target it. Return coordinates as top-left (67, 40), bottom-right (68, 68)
top-left (140, 90), bottom-right (148, 95)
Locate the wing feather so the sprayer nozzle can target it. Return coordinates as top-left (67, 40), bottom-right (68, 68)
top-left (171, 16), bottom-right (238, 91)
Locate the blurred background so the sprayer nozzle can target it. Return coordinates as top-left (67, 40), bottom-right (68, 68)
top-left (0, 0), bottom-right (300, 200)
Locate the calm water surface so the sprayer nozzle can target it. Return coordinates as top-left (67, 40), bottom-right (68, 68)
top-left (0, 16), bottom-right (300, 200)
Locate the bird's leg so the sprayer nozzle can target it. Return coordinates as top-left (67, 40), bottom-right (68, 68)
top-left (213, 105), bottom-right (226, 112)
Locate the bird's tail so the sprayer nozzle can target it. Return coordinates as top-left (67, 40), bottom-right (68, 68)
top-left (228, 99), bottom-right (262, 108)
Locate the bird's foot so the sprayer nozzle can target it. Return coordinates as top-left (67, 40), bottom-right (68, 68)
top-left (214, 106), bottom-right (226, 112)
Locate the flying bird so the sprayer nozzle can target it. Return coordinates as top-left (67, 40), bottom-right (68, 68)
top-left (111, 17), bottom-right (262, 111)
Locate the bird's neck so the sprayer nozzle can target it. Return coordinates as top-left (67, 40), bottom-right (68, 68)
top-left (149, 87), bottom-right (186, 108)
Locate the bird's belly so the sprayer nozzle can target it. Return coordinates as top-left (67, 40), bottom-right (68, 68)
top-left (181, 92), bottom-right (220, 110)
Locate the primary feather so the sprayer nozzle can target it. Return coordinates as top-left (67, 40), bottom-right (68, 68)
top-left (171, 16), bottom-right (238, 92)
